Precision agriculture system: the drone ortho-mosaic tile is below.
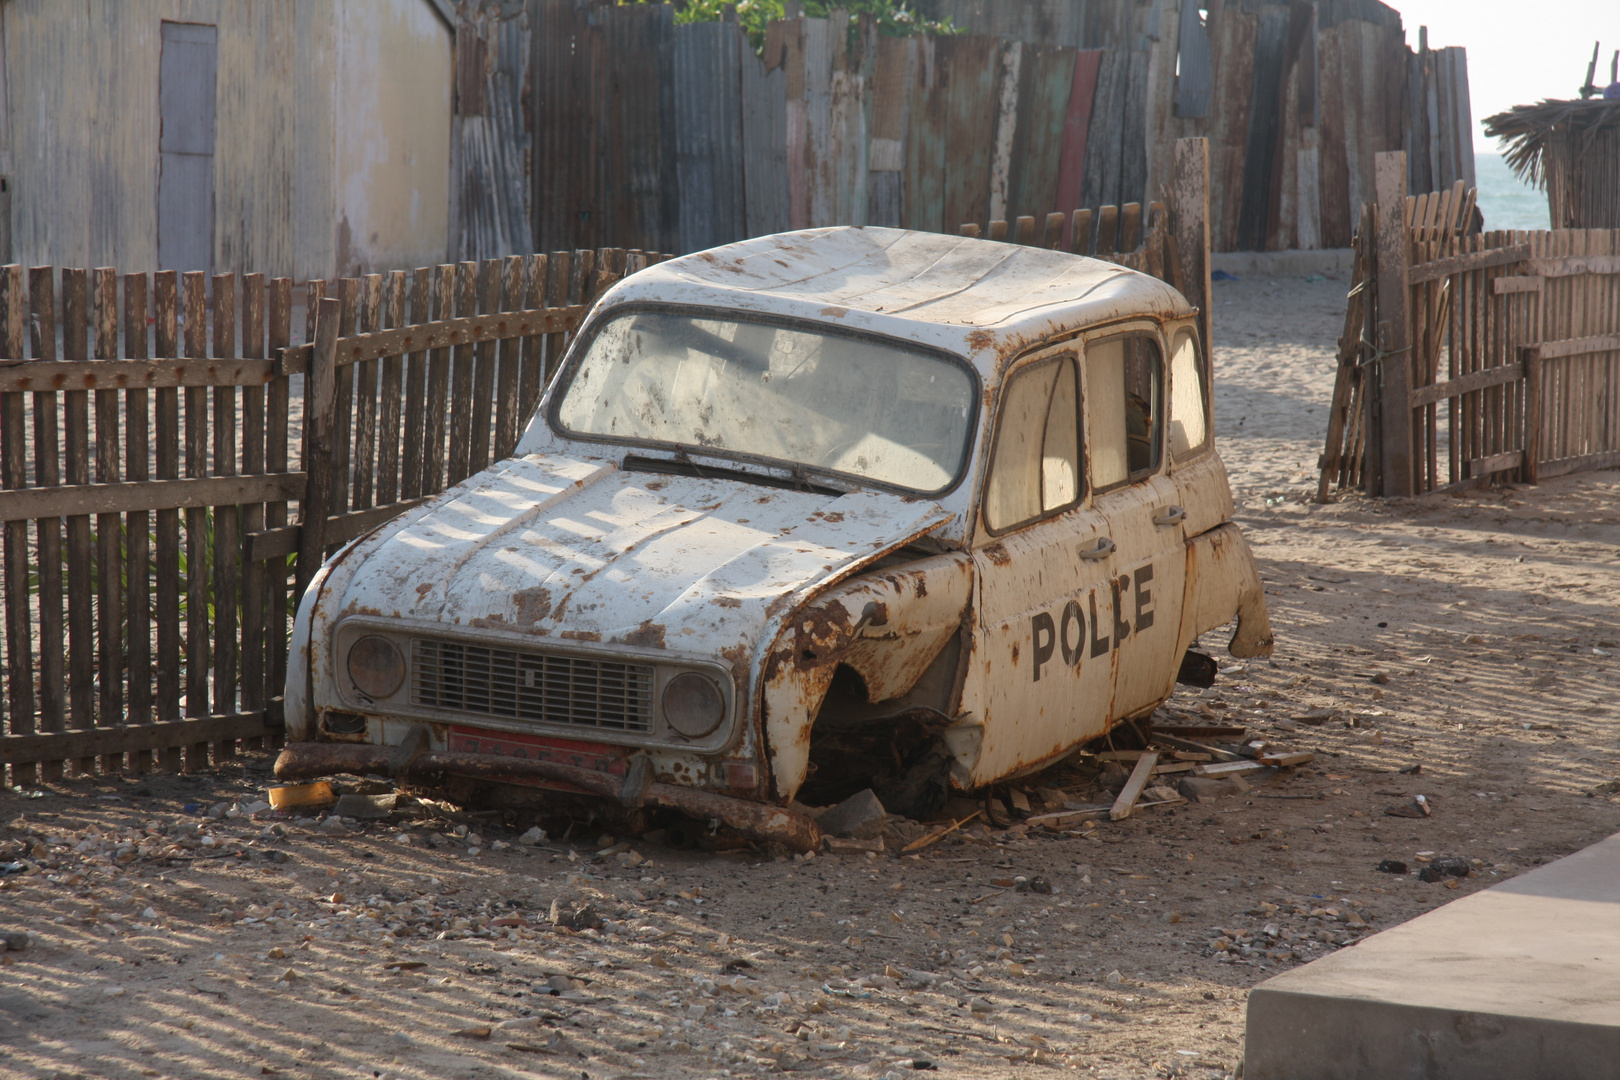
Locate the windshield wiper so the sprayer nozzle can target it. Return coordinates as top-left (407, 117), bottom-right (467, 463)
top-left (622, 454), bottom-right (845, 497)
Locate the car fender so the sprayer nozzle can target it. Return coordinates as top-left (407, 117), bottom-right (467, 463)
top-left (1183, 522), bottom-right (1274, 658)
top-left (761, 551), bottom-right (973, 802)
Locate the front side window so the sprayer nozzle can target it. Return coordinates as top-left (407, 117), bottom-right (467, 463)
top-left (1168, 328), bottom-right (1209, 459)
top-left (983, 355), bottom-right (1082, 533)
top-left (1085, 334), bottom-right (1163, 489)
top-left (552, 309), bottom-right (977, 495)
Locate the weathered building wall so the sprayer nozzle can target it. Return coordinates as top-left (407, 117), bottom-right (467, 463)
top-left (1, 0), bottom-right (451, 280)
top-left (334, 0), bottom-right (453, 276)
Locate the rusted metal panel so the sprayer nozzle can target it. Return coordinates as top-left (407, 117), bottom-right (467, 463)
top-left (740, 26), bottom-right (789, 238)
top-left (602, 3), bottom-right (678, 255)
top-left (673, 20), bottom-right (746, 252)
top-left (1006, 44), bottom-right (1076, 228)
top-left (940, 35), bottom-right (1000, 238)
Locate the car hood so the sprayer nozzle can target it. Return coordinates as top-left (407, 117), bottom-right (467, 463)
top-left (330, 452), bottom-right (953, 668)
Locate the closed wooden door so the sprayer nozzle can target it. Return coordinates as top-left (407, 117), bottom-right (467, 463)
top-left (157, 21), bottom-right (217, 273)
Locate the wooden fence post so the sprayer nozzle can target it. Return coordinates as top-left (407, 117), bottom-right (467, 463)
top-left (1374, 150), bottom-right (1414, 496)
top-left (296, 297), bottom-right (342, 600)
top-left (1171, 137), bottom-right (1213, 369)
top-left (1522, 344), bottom-right (1541, 483)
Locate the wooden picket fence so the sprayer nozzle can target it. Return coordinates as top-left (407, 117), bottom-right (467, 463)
top-left (1319, 150), bottom-right (1620, 498)
top-left (0, 249), bottom-right (660, 786)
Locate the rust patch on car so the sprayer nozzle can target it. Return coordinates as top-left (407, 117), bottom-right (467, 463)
top-left (513, 586), bottom-right (553, 624)
top-left (913, 576), bottom-right (928, 599)
top-left (415, 582), bottom-right (434, 599)
top-left (982, 542), bottom-right (1012, 567)
top-left (821, 511), bottom-right (845, 523)
top-left (619, 621), bottom-right (667, 648)
top-left (819, 306), bottom-right (848, 318)
top-left (559, 629), bottom-right (601, 642)
top-left (966, 328), bottom-right (996, 352)
top-left (713, 596), bottom-right (743, 609)
top-left (644, 480), bottom-right (665, 492)
top-left (469, 615), bottom-right (507, 629)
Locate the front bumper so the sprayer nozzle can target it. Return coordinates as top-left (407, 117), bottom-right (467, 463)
top-left (273, 740), bottom-right (822, 852)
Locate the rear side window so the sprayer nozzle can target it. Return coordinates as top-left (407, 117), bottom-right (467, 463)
top-left (1168, 328), bottom-right (1209, 459)
top-left (1085, 334), bottom-right (1162, 489)
top-left (983, 355), bottom-right (1082, 533)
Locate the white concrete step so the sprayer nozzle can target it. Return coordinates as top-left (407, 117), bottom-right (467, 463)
top-left (1244, 831), bottom-right (1620, 1079)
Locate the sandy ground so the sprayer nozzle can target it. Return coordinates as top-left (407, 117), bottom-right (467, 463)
top-left (4, 271), bottom-right (1620, 1080)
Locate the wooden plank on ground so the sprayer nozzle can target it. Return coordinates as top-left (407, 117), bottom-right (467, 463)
top-left (1109, 751), bottom-right (1160, 821)
top-left (1193, 760), bottom-right (1269, 778)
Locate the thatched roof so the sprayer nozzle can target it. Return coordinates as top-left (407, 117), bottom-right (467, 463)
top-left (1483, 99), bottom-right (1620, 186)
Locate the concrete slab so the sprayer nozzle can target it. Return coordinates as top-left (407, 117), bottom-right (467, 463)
top-left (1244, 831), bottom-right (1620, 1080)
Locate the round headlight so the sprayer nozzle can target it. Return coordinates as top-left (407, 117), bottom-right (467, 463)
top-left (662, 672), bottom-right (725, 739)
top-left (347, 635), bottom-right (405, 699)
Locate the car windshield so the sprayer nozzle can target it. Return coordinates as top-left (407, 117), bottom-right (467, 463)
top-left (553, 309), bottom-right (977, 493)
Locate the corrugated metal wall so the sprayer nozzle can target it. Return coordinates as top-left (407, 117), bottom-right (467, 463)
top-left (3, 0), bottom-right (452, 280)
top-left (525, 0), bottom-right (1475, 256)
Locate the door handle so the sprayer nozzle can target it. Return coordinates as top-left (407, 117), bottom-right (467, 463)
top-left (1152, 505), bottom-right (1187, 527)
top-left (1078, 536), bottom-right (1115, 561)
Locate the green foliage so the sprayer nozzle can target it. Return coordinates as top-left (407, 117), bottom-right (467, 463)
top-left (621, 0), bottom-right (958, 54)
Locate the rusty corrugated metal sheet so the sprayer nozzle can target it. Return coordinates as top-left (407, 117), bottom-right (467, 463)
top-left (673, 19), bottom-right (747, 252)
top-left (601, 4), bottom-right (678, 255)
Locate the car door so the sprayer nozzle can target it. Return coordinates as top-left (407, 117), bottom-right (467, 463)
top-left (1083, 325), bottom-right (1189, 719)
top-left (958, 347), bottom-right (1123, 787)
top-left (1163, 321), bottom-right (1233, 538)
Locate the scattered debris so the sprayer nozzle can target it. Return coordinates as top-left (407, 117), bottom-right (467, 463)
top-left (1385, 795), bottom-right (1432, 818)
top-left (266, 783), bottom-right (335, 810)
top-left (1376, 860), bottom-right (1408, 874)
top-left (1418, 857), bottom-right (1471, 882)
top-left (331, 793), bottom-right (397, 819)
top-left (816, 789), bottom-right (888, 839)
top-left (549, 900), bottom-right (604, 932)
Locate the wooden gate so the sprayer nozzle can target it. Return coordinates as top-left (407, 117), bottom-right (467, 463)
top-left (1319, 151), bottom-right (1620, 498)
top-left (0, 250), bottom-right (659, 785)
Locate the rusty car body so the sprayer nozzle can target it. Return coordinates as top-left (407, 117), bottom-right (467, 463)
top-left (276, 227), bottom-right (1273, 849)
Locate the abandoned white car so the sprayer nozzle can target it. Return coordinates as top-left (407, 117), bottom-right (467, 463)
top-left (277, 227), bottom-right (1273, 849)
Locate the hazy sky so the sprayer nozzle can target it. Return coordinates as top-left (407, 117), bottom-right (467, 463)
top-left (1391, 0), bottom-right (1618, 151)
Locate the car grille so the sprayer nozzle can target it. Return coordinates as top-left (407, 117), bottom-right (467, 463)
top-left (410, 638), bottom-right (656, 733)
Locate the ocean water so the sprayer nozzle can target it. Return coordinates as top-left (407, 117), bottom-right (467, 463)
top-left (1473, 151), bottom-right (1550, 232)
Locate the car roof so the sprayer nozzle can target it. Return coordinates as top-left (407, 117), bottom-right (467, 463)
top-left (600, 226), bottom-right (1196, 374)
